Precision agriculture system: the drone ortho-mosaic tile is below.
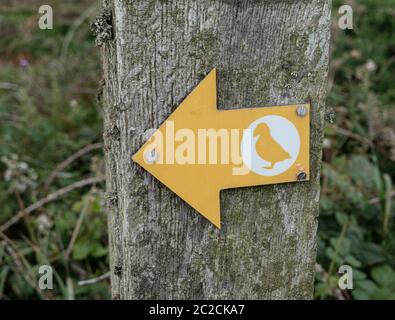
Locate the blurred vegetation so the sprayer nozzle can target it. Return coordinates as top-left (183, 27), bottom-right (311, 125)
top-left (315, 0), bottom-right (395, 300)
top-left (0, 0), bottom-right (394, 299)
top-left (0, 0), bottom-right (108, 299)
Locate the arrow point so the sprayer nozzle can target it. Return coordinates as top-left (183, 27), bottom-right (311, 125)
top-left (132, 69), bottom-right (222, 229)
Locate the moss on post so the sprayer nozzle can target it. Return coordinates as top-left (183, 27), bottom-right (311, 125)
top-left (100, 0), bottom-right (332, 299)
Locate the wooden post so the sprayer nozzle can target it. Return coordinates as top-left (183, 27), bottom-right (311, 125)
top-left (99, 0), bottom-right (331, 299)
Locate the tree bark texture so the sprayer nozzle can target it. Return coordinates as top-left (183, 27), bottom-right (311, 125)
top-left (100, 0), bottom-right (331, 299)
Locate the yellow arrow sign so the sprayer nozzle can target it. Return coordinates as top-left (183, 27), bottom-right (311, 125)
top-left (132, 69), bottom-right (310, 228)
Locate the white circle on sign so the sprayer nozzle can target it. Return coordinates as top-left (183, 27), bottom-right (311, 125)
top-left (241, 115), bottom-right (300, 176)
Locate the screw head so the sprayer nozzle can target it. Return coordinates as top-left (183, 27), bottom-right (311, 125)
top-left (296, 105), bottom-right (308, 117)
top-left (144, 149), bottom-right (157, 164)
top-left (297, 171), bottom-right (307, 181)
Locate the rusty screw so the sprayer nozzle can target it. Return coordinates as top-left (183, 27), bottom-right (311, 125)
top-left (296, 105), bottom-right (308, 117)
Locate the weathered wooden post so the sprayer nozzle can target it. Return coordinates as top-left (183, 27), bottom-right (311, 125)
top-left (99, 0), bottom-right (331, 299)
